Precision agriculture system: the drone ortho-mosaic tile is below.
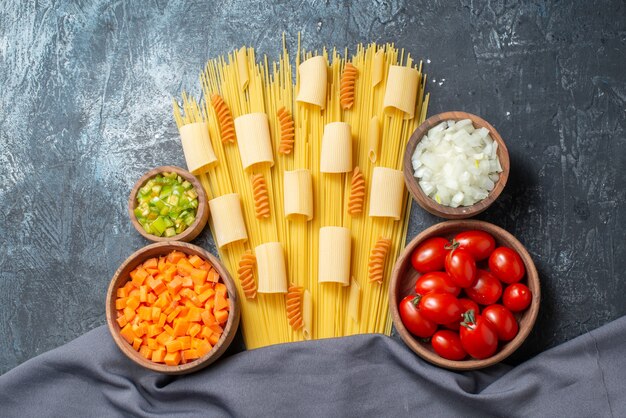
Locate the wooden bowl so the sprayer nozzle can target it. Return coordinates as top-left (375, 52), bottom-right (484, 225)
top-left (128, 166), bottom-right (209, 242)
top-left (403, 111), bottom-right (510, 219)
top-left (105, 241), bottom-right (240, 374)
top-left (389, 220), bottom-right (540, 370)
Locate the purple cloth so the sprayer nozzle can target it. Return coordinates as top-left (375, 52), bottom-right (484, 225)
top-left (1, 317), bottom-right (624, 417)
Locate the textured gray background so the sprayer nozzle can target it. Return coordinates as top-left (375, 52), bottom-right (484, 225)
top-left (1, 0), bottom-right (624, 374)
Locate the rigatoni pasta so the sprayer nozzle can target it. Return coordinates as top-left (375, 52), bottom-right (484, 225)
top-left (178, 122), bottom-right (218, 175)
top-left (234, 113), bottom-right (274, 171)
top-left (318, 226), bottom-right (351, 285)
top-left (255, 242), bottom-right (288, 294)
top-left (296, 55), bottom-right (328, 109)
top-left (320, 122), bottom-right (352, 173)
top-left (208, 193), bottom-right (248, 248)
top-left (383, 65), bottom-right (420, 119)
top-left (369, 167), bottom-right (405, 220)
top-left (284, 169), bottom-right (313, 221)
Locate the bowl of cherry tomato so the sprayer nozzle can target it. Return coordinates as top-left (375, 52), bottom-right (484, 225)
top-left (389, 220), bottom-right (540, 370)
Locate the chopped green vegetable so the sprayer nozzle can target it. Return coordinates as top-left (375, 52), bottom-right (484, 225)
top-left (134, 171), bottom-right (198, 237)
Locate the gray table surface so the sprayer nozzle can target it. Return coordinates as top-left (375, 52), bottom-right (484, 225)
top-left (1, 1), bottom-right (624, 374)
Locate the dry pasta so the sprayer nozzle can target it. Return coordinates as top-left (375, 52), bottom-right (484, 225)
top-left (383, 65), bottom-right (420, 119)
top-left (348, 166), bottom-right (365, 215)
top-left (250, 173), bottom-right (271, 219)
top-left (234, 112), bottom-right (274, 171)
top-left (284, 169), bottom-right (313, 221)
top-left (367, 116), bottom-right (380, 164)
top-left (340, 63), bottom-right (357, 110)
top-left (368, 167), bottom-right (405, 220)
top-left (173, 38), bottom-right (429, 349)
top-left (368, 237), bottom-right (392, 284)
top-left (210, 94), bottom-right (236, 143)
top-left (208, 193), bottom-right (248, 248)
top-left (286, 284), bottom-right (304, 330)
top-left (318, 226), bottom-right (351, 285)
top-left (237, 250), bottom-right (257, 299)
top-left (277, 107), bottom-right (295, 154)
top-left (320, 122), bottom-right (352, 173)
top-left (255, 242), bottom-right (288, 294)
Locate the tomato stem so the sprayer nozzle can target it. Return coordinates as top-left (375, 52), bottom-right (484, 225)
top-left (410, 295), bottom-right (422, 306)
top-left (445, 239), bottom-right (460, 253)
top-left (460, 309), bottom-right (476, 329)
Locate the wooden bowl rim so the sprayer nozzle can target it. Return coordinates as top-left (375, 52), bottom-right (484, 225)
top-left (105, 241), bottom-right (240, 374)
top-left (403, 111), bottom-right (510, 219)
top-left (128, 165), bottom-right (209, 243)
top-left (389, 220), bottom-right (540, 370)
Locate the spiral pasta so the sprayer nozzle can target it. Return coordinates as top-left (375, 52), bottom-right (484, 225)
top-left (237, 250), bottom-right (257, 299)
top-left (210, 94), bottom-right (236, 143)
top-left (340, 62), bottom-right (357, 110)
top-left (286, 284), bottom-right (304, 330)
top-left (277, 107), bottom-right (295, 154)
top-left (368, 237), bottom-right (392, 284)
top-left (348, 166), bottom-right (365, 215)
top-left (251, 173), bottom-right (271, 219)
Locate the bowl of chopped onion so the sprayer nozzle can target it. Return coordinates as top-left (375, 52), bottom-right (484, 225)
top-left (403, 112), bottom-right (510, 219)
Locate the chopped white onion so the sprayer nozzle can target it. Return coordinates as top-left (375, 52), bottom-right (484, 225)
top-left (412, 119), bottom-right (502, 207)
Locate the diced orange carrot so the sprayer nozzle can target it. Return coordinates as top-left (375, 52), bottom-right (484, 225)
top-left (115, 298), bottom-right (127, 310)
top-left (152, 348), bottom-right (166, 363)
top-left (117, 287), bottom-right (128, 298)
top-left (177, 336), bottom-right (192, 351)
top-left (147, 338), bottom-right (159, 351)
top-left (156, 331), bottom-right (174, 346)
top-left (201, 311), bottom-right (215, 326)
top-left (163, 301), bottom-right (179, 316)
top-left (197, 340), bottom-right (212, 357)
top-left (214, 309), bottom-right (229, 325)
top-left (178, 306), bottom-right (190, 318)
top-left (173, 319), bottom-right (189, 337)
top-left (143, 257), bottom-right (158, 270)
top-left (123, 307), bottom-right (136, 322)
top-left (126, 296), bottom-right (140, 311)
top-left (164, 324), bottom-right (175, 336)
top-left (139, 345), bottom-right (152, 359)
top-left (187, 323), bottom-right (202, 338)
top-left (214, 282), bottom-right (227, 296)
top-left (132, 337), bottom-right (143, 351)
top-left (139, 285), bottom-right (148, 303)
top-left (197, 261), bottom-right (211, 272)
top-left (132, 323), bottom-right (146, 338)
top-left (138, 306), bottom-right (152, 321)
top-left (176, 258), bottom-right (194, 276)
top-left (120, 324), bottom-right (136, 344)
top-left (190, 268), bottom-right (208, 285)
top-left (205, 298), bottom-right (215, 311)
top-left (165, 339), bottom-right (182, 353)
top-left (157, 257), bottom-right (167, 272)
top-left (182, 349), bottom-right (199, 362)
top-left (181, 276), bottom-right (194, 288)
top-left (147, 277), bottom-right (166, 295)
top-left (201, 326), bottom-right (213, 340)
top-left (147, 292), bottom-right (157, 304)
top-left (164, 351), bottom-right (181, 366)
top-left (214, 294), bottom-right (229, 312)
top-left (188, 255), bottom-right (204, 268)
top-left (163, 266), bottom-right (177, 282)
top-left (131, 268), bottom-right (149, 287)
top-left (167, 276), bottom-right (183, 294)
top-left (147, 324), bottom-right (162, 338)
top-left (151, 307), bottom-right (162, 322)
top-left (208, 333), bottom-right (221, 346)
top-left (209, 323), bottom-right (224, 334)
top-left (167, 251), bottom-right (185, 264)
top-left (186, 307), bottom-right (203, 323)
top-left (116, 315), bottom-right (128, 328)
top-left (158, 313), bottom-right (167, 328)
top-left (207, 269), bottom-right (220, 283)
top-left (167, 306), bottom-right (182, 323)
top-left (198, 288), bottom-right (215, 303)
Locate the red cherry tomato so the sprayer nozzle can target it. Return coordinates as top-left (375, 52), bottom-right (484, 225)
top-left (503, 283), bottom-right (532, 312)
top-left (411, 237), bottom-right (449, 273)
top-left (465, 269), bottom-right (503, 305)
top-left (454, 230), bottom-right (496, 261)
top-left (398, 295), bottom-right (437, 338)
top-left (488, 247), bottom-right (525, 284)
top-left (444, 298), bottom-right (480, 330)
top-left (414, 272), bottom-right (460, 297)
top-left (459, 310), bottom-right (498, 359)
top-left (431, 330), bottom-right (467, 360)
top-left (482, 304), bottom-right (519, 341)
top-left (445, 248), bottom-right (477, 288)
top-left (418, 293), bottom-right (463, 325)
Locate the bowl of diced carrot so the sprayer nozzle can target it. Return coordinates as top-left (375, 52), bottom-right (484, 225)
top-left (105, 241), bottom-right (240, 374)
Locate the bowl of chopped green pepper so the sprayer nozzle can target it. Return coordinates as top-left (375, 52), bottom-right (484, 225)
top-left (128, 166), bottom-right (209, 242)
